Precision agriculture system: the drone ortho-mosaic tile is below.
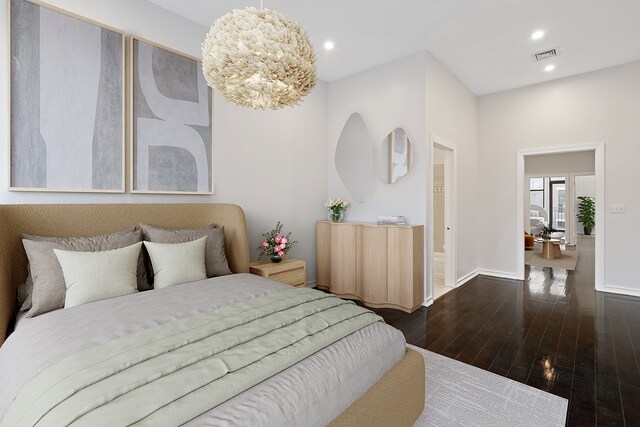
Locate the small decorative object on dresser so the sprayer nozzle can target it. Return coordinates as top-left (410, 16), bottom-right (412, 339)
top-left (257, 222), bottom-right (297, 263)
top-left (250, 259), bottom-right (307, 288)
top-left (325, 198), bottom-right (349, 223)
top-left (377, 215), bottom-right (407, 225)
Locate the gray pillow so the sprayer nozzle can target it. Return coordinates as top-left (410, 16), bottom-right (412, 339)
top-left (22, 228), bottom-right (144, 317)
top-left (139, 224), bottom-right (232, 282)
top-left (16, 282), bottom-right (31, 313)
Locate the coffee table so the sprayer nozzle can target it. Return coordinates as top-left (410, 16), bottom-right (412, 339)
top-left (535, 238), bottom-right (562, 260)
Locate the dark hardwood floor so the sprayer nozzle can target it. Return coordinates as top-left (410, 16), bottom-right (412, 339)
top-left (367, 236), bottom-right (640, 426)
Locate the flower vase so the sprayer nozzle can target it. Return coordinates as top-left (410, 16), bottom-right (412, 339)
top-left (270, 254), bottom-right (283, 263)
top-left (328, 209), bottom-right (344, 223)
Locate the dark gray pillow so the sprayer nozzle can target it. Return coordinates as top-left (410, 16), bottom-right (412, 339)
top-left (139, 224), bottom-right (232, 282)
top-left (16, 281), bottom-right (31, 313)
top-left (22, 228), bottom-right (144, 317)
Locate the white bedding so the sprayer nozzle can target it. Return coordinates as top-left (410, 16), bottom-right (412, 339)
top-left (0, 274), bottom-right (406, 427)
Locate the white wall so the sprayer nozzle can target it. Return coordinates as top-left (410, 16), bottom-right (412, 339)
top-left (327, 53), bottom-right (428, 225)
top-left (525, 151), bottom-right (595, 176)
top-left (0, 0), bottom-right (328, 282)
top-left (479, 61), bottom-right (640, 294)
top-left (425, 52), bottom-right (479, 285)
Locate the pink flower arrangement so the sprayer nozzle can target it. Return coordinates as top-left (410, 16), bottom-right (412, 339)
top-left (257, 222), bottom-right (298, 261)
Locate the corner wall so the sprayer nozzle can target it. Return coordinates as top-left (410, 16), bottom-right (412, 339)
top-left (327, 52), bottom-right (480, 303)
top-left (425, 52), bottom-right (479, 286)
top-left (478, 61), bottom-right (640, 295)
top-left (0, 0), bottom-right (328, 282)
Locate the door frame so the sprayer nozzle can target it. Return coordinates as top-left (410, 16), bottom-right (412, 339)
top-left (516, 142), bottom-right (605, 291)
top-left (427, 134), bottom-right (458, 305)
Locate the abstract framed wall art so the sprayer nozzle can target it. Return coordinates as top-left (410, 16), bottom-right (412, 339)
top-left (9, 0), bottom-right (125, 193)
top-left (129, 36), bottom-right (213, 194)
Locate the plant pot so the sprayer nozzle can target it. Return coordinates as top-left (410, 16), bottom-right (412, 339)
top-left (328, 209), bottom-right (344, 223)
top-left (584, 227), bottom-right (592, 236)
top-left (270, 254), bottom-right (283, 263)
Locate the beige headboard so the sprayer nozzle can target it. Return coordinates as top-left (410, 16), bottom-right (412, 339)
top-left (0, 203), bottom-right (250, 346)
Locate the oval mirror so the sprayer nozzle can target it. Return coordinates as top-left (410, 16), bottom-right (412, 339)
top-left (379, 128), bottom-right (413, 184)
top-left (335, 113), bottom-right (372, 202)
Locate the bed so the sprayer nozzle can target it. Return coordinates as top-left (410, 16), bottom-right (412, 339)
top-left (0, 204), bottom-right (424, 427)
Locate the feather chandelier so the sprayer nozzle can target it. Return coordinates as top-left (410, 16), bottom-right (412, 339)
top-left (202, 4), bottom-right (317, 110)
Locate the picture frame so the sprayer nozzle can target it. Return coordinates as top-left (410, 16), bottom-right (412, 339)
top-left (129, 35), bottom-right (214, 195)
top-left (8, 0), bottom-right (126, 193)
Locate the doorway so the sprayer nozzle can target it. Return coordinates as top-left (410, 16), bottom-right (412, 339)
top-left (517, 144), bottom-right (605, 291)
top-left (429, 136), bottom-right (457, 302)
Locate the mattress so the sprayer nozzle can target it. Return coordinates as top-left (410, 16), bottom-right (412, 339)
top-left (0, 274), bottom-right (406, 426)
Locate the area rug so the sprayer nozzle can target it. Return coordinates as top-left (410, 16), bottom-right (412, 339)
top-left (410, 345), bottom-right (568, 427)
top-left (525, 249), bottom-right (579, 270)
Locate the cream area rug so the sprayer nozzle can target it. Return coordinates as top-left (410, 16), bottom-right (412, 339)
top-left (410, 345), bottom-right (568, 427)
top-left (525, 249), bottom-right (579, 270)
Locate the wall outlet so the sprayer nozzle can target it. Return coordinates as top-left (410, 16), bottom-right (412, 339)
top-left (609, 204), bottom-right (625, 214)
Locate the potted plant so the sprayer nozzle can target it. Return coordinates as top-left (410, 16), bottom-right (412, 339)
top-left (535, 223), bottom-right (557, 240)
top-left (577, 196), bottom-right (595, 235)
top-left (258, 222), bottom-right (298, 263)
top-left (325, 198), bottom-right (349, 223)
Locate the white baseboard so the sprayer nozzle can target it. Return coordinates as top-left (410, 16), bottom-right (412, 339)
top-left (476, 269), bottom-right (521, 281)
top-left (602, 285), bottom-right (640, 298)
top-left (456, 270), bottom-right (479, 287)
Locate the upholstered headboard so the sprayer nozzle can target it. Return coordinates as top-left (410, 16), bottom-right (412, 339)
top-left (0, 203), bottom-right (250, 346)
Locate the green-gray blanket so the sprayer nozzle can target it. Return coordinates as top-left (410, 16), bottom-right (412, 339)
top-left (2, 288), bottom-right (382, 427)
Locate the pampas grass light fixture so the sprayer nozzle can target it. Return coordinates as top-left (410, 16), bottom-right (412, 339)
top-left (202, 5), bottom-right (317, 110)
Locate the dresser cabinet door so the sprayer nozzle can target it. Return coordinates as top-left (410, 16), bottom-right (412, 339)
top-left (329, 224), bottom-right (357, 295)
top-left (316, 221), bottom-right (331, 287)
top-left (357, 226), bottom-right (388, 303)
top-left (387, 227), bottom-right (416, 310)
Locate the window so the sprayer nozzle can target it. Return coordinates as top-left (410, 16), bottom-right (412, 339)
top-left (550, 177), bottom-right (566, 230)
top-left (529, 177), bottom-right (544, 207)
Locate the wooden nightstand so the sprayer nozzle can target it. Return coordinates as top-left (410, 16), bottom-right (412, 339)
top-left (249, 258), bottom-right (307, 288)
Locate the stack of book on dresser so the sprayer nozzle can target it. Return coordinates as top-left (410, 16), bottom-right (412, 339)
top-left (377, 216), bottom-right (407, 225)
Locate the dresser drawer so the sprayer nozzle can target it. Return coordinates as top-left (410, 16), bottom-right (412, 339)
top-left (270, 267), bottom-right (306, 287)
top-left (249, 259), bottom-right (307, 288)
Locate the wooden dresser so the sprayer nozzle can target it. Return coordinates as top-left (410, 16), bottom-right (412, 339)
top-left (316, 221), bottom-right (424, 313)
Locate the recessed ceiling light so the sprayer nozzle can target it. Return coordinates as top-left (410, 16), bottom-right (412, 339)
top-left (324, 41), bottom-right (335, 50)
top-left (531, 30), bottom-right (545, 40)
top-left (545, 64), bottom-right (555, 72)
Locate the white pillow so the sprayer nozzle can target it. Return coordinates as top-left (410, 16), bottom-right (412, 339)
top-left (53, 242), bottom-right (142, 309)
top-left (144, 236), bottom-right (207, 289)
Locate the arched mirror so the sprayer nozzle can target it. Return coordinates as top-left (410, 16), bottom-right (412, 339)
top-left (379, 128), bottom-right (413, 184)
top-left (335, 113), bottom-right (372, 202)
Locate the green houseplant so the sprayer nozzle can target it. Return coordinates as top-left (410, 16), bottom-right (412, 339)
top-left (536, 223), bottom-right (558, 240)
top-left (577, 196), bottom-right (595, 235)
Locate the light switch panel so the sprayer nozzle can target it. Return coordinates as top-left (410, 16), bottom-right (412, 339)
top-left (608, 204), bottom-right (625, 214)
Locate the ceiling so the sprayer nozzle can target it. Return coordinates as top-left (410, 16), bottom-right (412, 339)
top-left (147, 0), bottom-right (640, 95)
